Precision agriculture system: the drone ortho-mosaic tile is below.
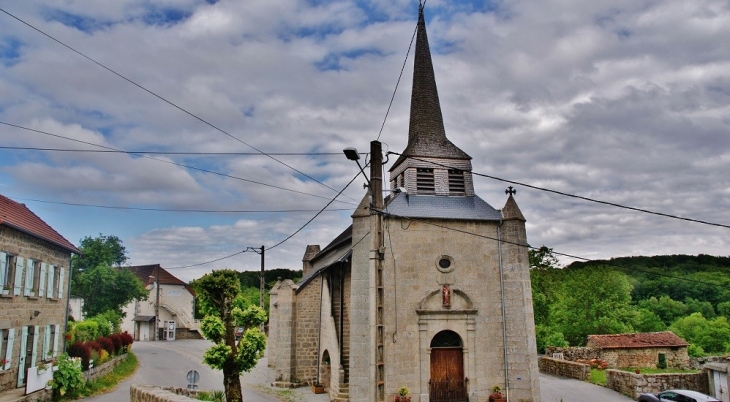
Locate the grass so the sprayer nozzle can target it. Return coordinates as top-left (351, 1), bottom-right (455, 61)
top-left (589, 368), bottom-right (607, 385)
top-left (76, 352), bottom-right (139, 398)
top-left (249, 383), bottom-right (305, 402)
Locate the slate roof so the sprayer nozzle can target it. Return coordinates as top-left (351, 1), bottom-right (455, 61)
top-left (297, 226), bottom-right (354, 290)
top-left (0, 193), bottom-right (80, 254)
top-left (587, 332), bottom-right (689, 349)
top-left (126, 264), bottom-right (196, 297)
top-left (384, 193), bottom-right (502, 221)
top-left (391, 6), bottom-right (470, 171)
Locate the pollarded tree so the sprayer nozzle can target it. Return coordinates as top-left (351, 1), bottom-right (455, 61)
top-left (195, 270), bottom-right (266, 402)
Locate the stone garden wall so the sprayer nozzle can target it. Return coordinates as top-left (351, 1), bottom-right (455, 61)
top-left (545, 347), bottom-right (601, 362)
top-left (538, 356), bottom-right (590, 381)
top-left (606, 369), bottom-right (708, 399)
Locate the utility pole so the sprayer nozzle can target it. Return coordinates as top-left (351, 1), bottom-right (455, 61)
top-left (259, 245), bottom-right (265, 310)
top-left (370, 140), bottom-right (385, 402)
top-left (150, 268), bottom-right (160, 341)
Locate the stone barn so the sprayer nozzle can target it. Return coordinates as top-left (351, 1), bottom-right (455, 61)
top-left (586, 332), bottom-right (690, 369)
top-left (268, 5), bottom-right (541, 402)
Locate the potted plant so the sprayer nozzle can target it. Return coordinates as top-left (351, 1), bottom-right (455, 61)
top-left (311, 382), bottom-right (325, 394)
top-left (37, 361), bottom-right (49, 374)
top-left (489, 384), bottom-right (506, 402)
top-left (1, 358), bottom-right (8, 369)
top-left (1, 285), bottom-right (10, 295)
top-left (395, 387), bottom-right (411, 402)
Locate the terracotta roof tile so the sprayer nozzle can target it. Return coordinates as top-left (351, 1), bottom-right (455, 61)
top-left (587, 331), bottom-right (689, 349)
top-left (0, 194), bottom-right (80, 254)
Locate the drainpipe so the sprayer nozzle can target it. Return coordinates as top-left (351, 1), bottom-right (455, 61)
top-left (63, 255), bottom-right (73, 353)
top-left (497, 221), bottom-right (509, 400)
top-left (316, 274), bottom-right (324, 386)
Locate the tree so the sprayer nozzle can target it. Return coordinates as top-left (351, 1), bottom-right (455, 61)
top-left (71, 234), bottom-right (147, 317)
top-left (670, 313), bottom-right (730, 355)
top-left (195, 270), bottom-right (267, 402)
top-left (551, 267), bottom-right (636, 346)
top-left (71, 234), bottom-right (128, 294)
top-left (529, 246), bottom-right (560, 270)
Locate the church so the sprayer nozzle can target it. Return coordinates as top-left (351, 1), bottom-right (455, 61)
top-left (268, 6), bottom-right (541, 402)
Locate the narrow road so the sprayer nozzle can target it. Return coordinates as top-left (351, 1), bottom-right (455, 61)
top-left (84, 339), bottom-right (278, 401)
top-left (539, 373), bottom-right (634, 402)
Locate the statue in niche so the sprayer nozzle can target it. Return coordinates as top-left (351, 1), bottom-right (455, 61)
top-left (442, 284), bottom-right (451, 308)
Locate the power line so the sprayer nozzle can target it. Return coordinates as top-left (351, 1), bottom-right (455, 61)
top-left (0, 7), bottom-right (358, 203)
top-left (0, 146), bottom-right (341, 156)
top-left (268, 169), bottom-right (362, 250)
top-left (164, 169), bottom-right (363, 269)
top-left (8, 195), bottom-right (352, 214)
top-left (378, 209), bottom-right (727, 289)
top-left (376, 15), bottom-right (418, 141)
top-left (1, 121), bottom-right (358, 206)
top-left (388, 152), bottom-right (730, 230)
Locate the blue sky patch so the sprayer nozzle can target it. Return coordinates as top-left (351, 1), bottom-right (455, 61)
top-left (315, 48), bottom-right (386, 72)
top-left (142, 6), bottom-right (191, 27)
top-left (44, 9), bottom-right (113, 33)
top-left (0, 37), bottom-right (22, 67)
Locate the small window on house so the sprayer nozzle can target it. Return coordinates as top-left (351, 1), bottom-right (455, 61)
top-left (46, 265), bottom-right (56, 299)
top-left (448, 169), bottom-right (465, 194)
top-left (416, 168), bottom-right (435, 193)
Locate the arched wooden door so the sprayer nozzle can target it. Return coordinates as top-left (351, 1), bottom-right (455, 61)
top-left (429, 330), bottom-right (467, 402)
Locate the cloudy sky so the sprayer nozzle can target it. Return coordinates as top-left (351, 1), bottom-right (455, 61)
top-left (1, 0), bottom-right (728, 282)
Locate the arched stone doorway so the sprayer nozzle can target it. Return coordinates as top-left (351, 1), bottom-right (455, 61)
top-left (320, 350), bottom-right (331, 390)
top-left (429, 330), bottom-right (467, 402)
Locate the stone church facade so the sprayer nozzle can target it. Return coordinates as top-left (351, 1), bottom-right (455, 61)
top-left (269, 6), bottom-right (540, 402)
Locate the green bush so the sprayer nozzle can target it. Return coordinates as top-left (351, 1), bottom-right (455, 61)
top-left (74, 321), bottom-right (99, 342)
top-left (49, 354), bottom-right (85, 400)
top-left (657, 353), bottom-right (667, 369)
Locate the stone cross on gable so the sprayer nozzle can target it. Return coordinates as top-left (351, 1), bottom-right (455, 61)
top-left (505, 186), bottom-right (516, 195)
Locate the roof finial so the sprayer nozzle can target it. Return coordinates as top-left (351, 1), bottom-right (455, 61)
top-left (505, 186), bottom-right (516, 196)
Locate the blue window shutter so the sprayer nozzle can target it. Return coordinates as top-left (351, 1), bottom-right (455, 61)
top-left (58, 268), bottom-right (65, 299)
top-left (46, 266), bottom-right (55, 298)
top-left (17, 326), bottom-right (28, 387)
top-left (3, 328), bottom-right (13, 370)
top-left (0, 252), bottom-right (6, 289)
top-left (24, 259), bottom-right (33, 296)
top-left (53, 324), bottom-right (61, 357)
top-left (13, 257), bottom-right (24, 296)
top-left (43, 326), bottom-right (51, 360)
top-left (39, 263), bottom-right (47, 298)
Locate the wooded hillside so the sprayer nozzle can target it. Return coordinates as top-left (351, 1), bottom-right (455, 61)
top-left (531, 253), bottom-right (730, 356)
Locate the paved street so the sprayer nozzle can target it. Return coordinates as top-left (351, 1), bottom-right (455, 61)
top-left (539, 373), bottom-right (633, 402)
top-left (83, 339), bottom-right (633, 402)
top-left (84, 339), bottom-right (278, 402)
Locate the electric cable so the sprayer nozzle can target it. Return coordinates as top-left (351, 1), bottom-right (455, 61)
top-left (0, 121), bottom-right (358, 206)
top-left (162, 168), bottom-right (362, 269)
top-left (0, 7), bottom-right (359, 203)
top-left (7, 195), bottom-right (351, 214)
top-left (0, 146), bottom-right (341, 156)
top-left (387, 152), bottom-right (730, 230)
top-left (377, 209), bottom-right (728, 289)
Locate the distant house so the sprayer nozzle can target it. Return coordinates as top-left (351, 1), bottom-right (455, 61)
top-left (120, 264), bottom-right (199, 341)
top-left (0, 194), bottom-right (80, 394)
top-left (586, 331), bottom-right (690, 368)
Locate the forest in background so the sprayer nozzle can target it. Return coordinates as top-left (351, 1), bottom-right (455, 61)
top-left (531, 252), bottom-right (730, 356)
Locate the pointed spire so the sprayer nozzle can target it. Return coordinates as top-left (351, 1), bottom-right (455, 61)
top-left (502, 193), bottom-right (526, 222)
top-left (391, 5), bottom-right (470, 171)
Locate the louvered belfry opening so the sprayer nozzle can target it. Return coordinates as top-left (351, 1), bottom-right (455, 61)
top-left (448, 169), bottom-right (465, 195)
top-left (416, 168), bottom-right (435, 193)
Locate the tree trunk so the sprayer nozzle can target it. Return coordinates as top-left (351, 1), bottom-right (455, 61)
top-left (223, 366), bottom-right (243, 402)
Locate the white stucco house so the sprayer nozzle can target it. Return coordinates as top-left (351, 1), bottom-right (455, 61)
top-left (120, 264), bottom-right (199, 341)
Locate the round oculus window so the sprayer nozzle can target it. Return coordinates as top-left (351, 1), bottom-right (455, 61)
top-left (436, 255), bottom-right (455, 273)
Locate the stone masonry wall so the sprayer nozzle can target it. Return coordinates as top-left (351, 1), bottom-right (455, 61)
top-left (606, 370), bottom-right (709, 399)
top-left (130, 384), bottom-right (198, 402)
top-left (294, 276), bottom-right (323, 383)
top-left (545, 347), bottom-right (601, 362)
top-left (0, 225), bottom-right (74, 393)
top-left (538, 357), bottom-right (590, 381)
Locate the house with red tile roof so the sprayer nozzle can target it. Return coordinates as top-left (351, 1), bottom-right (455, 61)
top-left (120, 264), bottom-right (200, 341)
top-left (586, 331), bottom-right (690, 368)
top-left (0, 194), bottom-right (80, 394)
